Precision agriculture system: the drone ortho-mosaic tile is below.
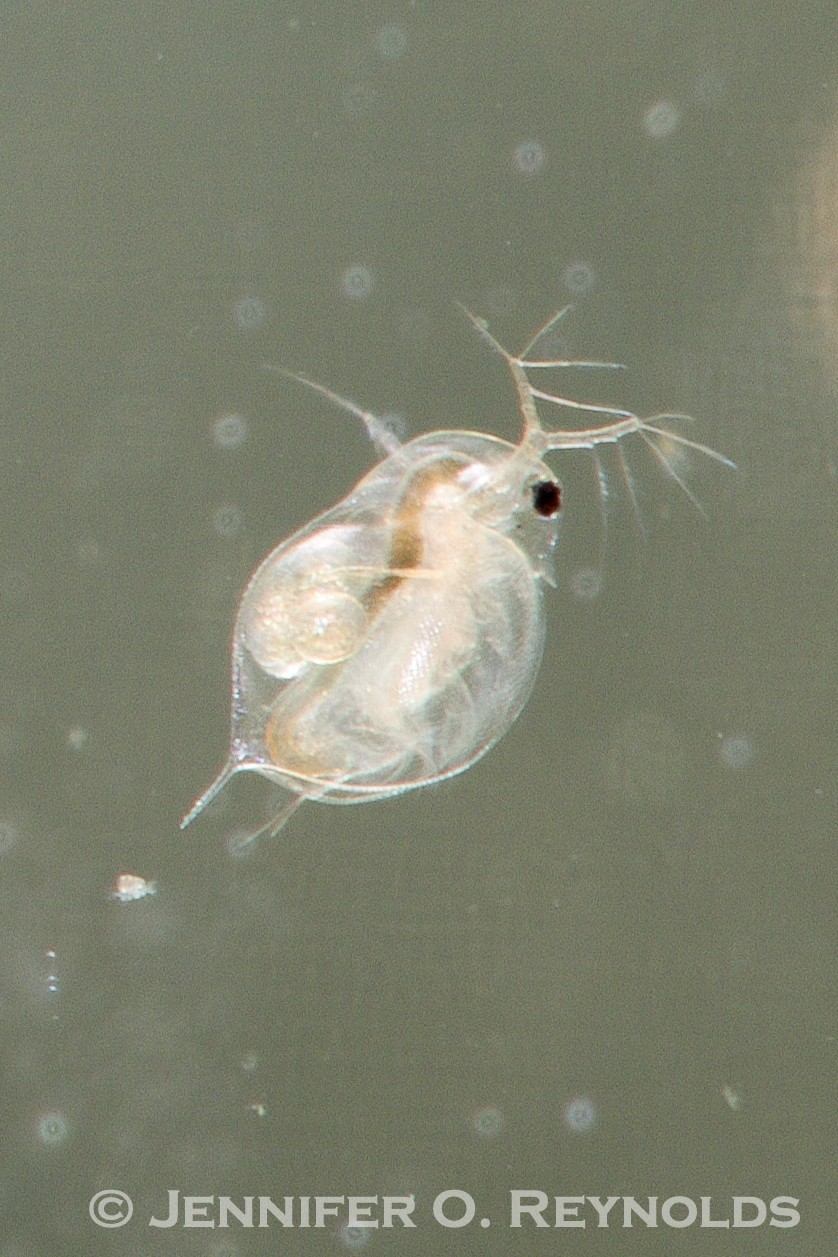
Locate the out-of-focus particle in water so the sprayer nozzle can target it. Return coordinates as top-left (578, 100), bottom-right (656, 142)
top-left (604, 710), bottom-right (686, 809)
top-left (233, 295), bottom-right (267, 331)
top-left (570, 566), bottom-right (604, 602)
top-left (570, 566), bottom-right (604, 601)
top-left (206, 1234), bottom-right (239, 1257)
top-left (374, 22), bottom-right (408, 61)
top-left (45, 947), bottom-right (58, 997)
top-left (562, 260), bottom-right (597, 298)
top-left (246, 1100), bottom-right (267, 1117)
top-left (512, 138), bottom-right (547, 178)
top-left (484, 284), bottom-right (519, 320)
top-left (66, 725), bottom-right (89, 752)
top-left (207, 1242), bottom-right (240, 1257)
top-left (718, 733), bottom-right (756, 769)
top-left (342, 81), bottom-right (378, 116)
top-left (212, 503), bottom-right (245, 539)
top-left (235, 219), bottom-right (268, 255)
top-left (110, 873), bottom-right (157, 903)
top-left (721, 1083), bottom-right (742, 1111)
top-left (240, 1050), bottom-right (259, 1073)
top-left (0, 818), bottom-right (20, 855)
top-left (562, 1095), bottom-right (597, 1134)
top-left (396, 306), bottom-right (432, 347)
top-left (341, 264), bottom-right (375, 301)
top-left (212, 412), bottom-right (249, 450)
top-left (37, 1111), bottom-right (69, 1146)
top-left (784, 90), bottom-right (838, 391)
top-left (471, 1104), bottom-right (504, 1137)
top-left (1, 565), bottom-right (33, 607)
top-left (338, 1221), bottom-right (373, 1250)
top-left (692, 66), bottom-right (727, 107)
top-left (642, 99), bottom-right (682, 140)
top-left (76, 536), bottom-right (100, 568)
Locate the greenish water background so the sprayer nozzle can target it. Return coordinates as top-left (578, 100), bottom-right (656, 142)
top-left (0, 3), bottom-right (835, 1253)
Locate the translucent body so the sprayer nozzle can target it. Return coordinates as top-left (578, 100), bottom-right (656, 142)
top-left (181, 308), bottom-right (733, 840)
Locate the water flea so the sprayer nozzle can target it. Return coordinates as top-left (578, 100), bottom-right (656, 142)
top-left (181, 306), bottom-right (733, 845)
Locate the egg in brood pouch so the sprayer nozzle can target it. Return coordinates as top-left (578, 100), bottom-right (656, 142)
top-left (181, 307), bottom-right (733, 843)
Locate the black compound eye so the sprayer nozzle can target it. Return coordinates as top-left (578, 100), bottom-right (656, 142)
top-left (531, 479), bottom-right (561, 519)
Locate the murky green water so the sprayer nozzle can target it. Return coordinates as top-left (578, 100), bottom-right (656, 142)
top-left (1, 3), bottom-right (834, 1253)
